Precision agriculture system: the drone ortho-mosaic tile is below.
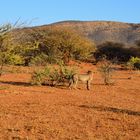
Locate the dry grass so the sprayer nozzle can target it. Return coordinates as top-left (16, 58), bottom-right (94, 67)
top-left (0, 63), bottom-right (139, 140)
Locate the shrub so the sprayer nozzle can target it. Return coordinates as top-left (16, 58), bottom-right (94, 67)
top-left (30, 53), bottom-right (48, 66)
top-left (48, 64), bottom-right (76, 86)
top-left (31, 64), bottom-right (76, 86)
top-left (127, 57), bottom-right (140, 70)
top-left (8, 54), bottom-right (24, 65)
top-left (97, 58), bottom-right (114, 85)
top-left (31, 67), bottom-right (50, 85)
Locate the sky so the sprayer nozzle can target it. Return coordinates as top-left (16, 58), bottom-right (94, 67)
top-left (0, 0), bottom-right (140, 26)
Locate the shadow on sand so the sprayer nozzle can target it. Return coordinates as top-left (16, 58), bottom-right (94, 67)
top-left (0, 81), bottom-right (31, 87)
top-left (79, 105), bottom-right (140, 116)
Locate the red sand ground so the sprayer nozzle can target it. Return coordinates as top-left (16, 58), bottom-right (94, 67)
top-left (0, 63), bottom-right (139, 140)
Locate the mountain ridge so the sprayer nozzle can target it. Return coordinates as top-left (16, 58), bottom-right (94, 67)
top-left (11, 20), bottom-right (140, 46)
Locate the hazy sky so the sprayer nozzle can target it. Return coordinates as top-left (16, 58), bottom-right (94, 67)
top-left (0, 0), bottom-right (140, 26)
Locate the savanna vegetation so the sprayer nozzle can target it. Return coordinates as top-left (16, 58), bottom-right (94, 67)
top-left (1, 23), bottom-right (140, 85)
top-left (0, 22), bottom-right (140, 140)
top-left (4, 26), bottom-right (95, 66)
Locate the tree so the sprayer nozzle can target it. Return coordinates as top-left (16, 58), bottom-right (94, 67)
top-left (0, 23), bottom-right (13, 75)
top-left (0, 25), bottom-right (96, 67)
top-left (40, 27), bottom-right (96, 64)
top-left (15, 41), bottom-right (40, 66)
top-left (0, 21), bottom-right (25, 74)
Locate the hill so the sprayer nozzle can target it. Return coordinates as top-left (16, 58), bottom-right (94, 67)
top-left (10, 20), bottom-right (140, 46)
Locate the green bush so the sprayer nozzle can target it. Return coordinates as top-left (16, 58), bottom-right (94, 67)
top-left (31, 64), bottom-right (76, 86)
top-left (8, 54), bottom-right (24, 65)
top-left (46, 64), bottom-right (76, 86)
top-left (31, 67), bottom-right (50, 85)
top-left (127, 57), bottom-right (140, 70)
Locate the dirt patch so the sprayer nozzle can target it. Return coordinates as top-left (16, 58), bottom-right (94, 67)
top-left (0, 64), bottom-right (140, 140)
